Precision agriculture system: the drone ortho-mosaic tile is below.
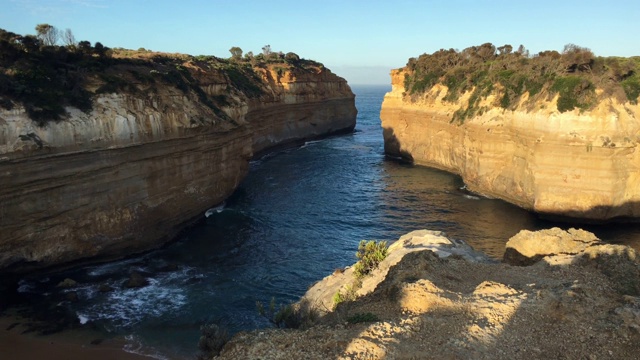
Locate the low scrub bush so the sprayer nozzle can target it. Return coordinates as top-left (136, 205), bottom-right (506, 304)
top-left (346, 312), bottom-right (380, 324)
top-left (198, 323), bottom-right (228, 359)
top-left (622, 75), bottom-right (640, 104)
top-left (256, 297), bottom-right (316, 329)
top-left (332, 283), bottom-right (358, 309)
top-left (551, 76), bottom-right (595, 112)
top-left (402, 43), bottom-right (639, 121)
top-left (354, 240), bottom-right (388, 279)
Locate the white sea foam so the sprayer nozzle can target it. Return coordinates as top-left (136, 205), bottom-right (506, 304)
top-left (205, 202), bottom-right (226, 217)
top-left (75, 269), bottom-right (191, 329)
top-left (299, 140), bottom-right (322, 149)
top-left (17, 279), bottom-right (34, 293)
top-left (86, 257), bottom-right (142, 276)
top-left (124, 335), bottom-right (171, 360)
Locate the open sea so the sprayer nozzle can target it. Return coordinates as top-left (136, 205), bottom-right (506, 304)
top-left (6, 84), bottom-right (640, 358)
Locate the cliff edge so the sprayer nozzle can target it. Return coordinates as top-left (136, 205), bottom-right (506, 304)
top-left (215, 229), bottom-right (640, 359)
top-left (380, 44), bottom-right (640, 221)
top-left (0, 31), bottom-right (356, 273)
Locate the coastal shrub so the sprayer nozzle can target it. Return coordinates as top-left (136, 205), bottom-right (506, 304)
top-left (225, 66), bottom-right (263, 97)
top-left (401, 42), bottom-right (638, 121)
top-left (198, 323), bottom-right (229, 358)
top-left (346, 312), bottom-right (380, 324)
top-left (551, 76), bottom-right (595, 112)
top-left (354, 240), bottom-right (388, 279)
top-left (332, 283), bottom-right (358, 309)
top-left (256, 297), bottom-right (310, 329)
top-left (332, 291), bottom-right (344, 308)
top-left (622, 75), bottom-right (640, 104)
top-left (0, 26), bottom-right (331, 126)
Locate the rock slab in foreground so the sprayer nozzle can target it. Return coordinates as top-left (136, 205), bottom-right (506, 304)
top-left (503, 227), bottom-right (602, 266)
top-left (217, 229), bottom-right (640, 360)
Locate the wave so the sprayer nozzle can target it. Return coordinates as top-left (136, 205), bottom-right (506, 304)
top-left (124, 334), bottom-right (171, 360)
top-left (74, 267), bottom-right (194, 329)
top-left (205, 202), bottom-right (226, 217)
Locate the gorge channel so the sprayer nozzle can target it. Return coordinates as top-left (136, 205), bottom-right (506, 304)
top-left (6, 85), bottom-right (640, 359)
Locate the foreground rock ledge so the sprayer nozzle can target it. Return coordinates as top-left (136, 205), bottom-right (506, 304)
top-left (216, 229), bottom-right (640, 360)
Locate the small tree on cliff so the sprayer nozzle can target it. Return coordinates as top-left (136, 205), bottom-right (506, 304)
top-left (35, 23), bottom-right (59, 46)
top-left (62, 28), bottom-right (76, 47)
top-left (262, 44), bottom-right (271, 56)
top-left (94, 42), bottom-right (107, 57)
top-left (229, 46), bottom-right (243, 61)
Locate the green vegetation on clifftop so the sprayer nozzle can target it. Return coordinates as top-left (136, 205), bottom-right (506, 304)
top-left (402, 43), bottom-right (640, 122)
top-left (0, 26), bottom-right (328, 126)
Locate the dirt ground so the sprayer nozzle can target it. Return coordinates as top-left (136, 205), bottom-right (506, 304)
top-left (215, 230), bottom-right (640, 359)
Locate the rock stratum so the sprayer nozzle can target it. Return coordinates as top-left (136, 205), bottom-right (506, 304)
top-left (380, 48), bottom-right (640, 222)
top-left (0, 49), bottom-right (356, 273)
top-left (216, 229), bottom-right (640, 359)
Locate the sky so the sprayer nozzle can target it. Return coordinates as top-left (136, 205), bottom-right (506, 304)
top-left (1, 0), bottom-right (639, 85)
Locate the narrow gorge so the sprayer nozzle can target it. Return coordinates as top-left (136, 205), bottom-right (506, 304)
top-left (0, 46), bottom-right (356, 273)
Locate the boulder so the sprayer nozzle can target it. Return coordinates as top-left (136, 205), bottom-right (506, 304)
top-left (65, 291), bottom-right (79, 302)
top-left (56, 278), bottom-right (78, 288)
top-left (504, 227), bottom-right (601, 266)
top-left (98, 283), bottom-right (114, 293)
top-left (124, 271), bottom-right (149, 288)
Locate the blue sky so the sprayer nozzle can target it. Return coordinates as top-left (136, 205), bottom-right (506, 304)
top-left (2, 0), bottom-right (639, 84)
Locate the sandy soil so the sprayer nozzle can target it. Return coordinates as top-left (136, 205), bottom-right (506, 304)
top-left (0, 314), bottom-right (151, 360)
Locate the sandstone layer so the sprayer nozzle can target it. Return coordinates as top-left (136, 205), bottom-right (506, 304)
top-left (216, 229), bottom-right (640, 360)
top-left (380, 69), bottom-right (640, 221)
top-left (0, 63), bottom-right (356, 273)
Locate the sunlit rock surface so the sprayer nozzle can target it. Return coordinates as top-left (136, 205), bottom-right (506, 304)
top-left (380, 69), bottom-right (640, 221)
top-left (217, 229), bottom-right (640, 360)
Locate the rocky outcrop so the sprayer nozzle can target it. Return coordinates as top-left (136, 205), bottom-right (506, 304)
top-left (217, 229), bottom-right (640, 359)
top-left (300, 230), bottom-right (493, 314)
top-left (504, 227), bottom-right (602, 265)
top-left (0, 62), bottom-right (356, 273)
top-left (380, 69), bottom-right (640, 221)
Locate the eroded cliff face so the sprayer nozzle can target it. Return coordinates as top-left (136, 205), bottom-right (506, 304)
top-left (381, 69), bottom-right (640, 221)
top-left (0, 64), bottom-right (355, 273)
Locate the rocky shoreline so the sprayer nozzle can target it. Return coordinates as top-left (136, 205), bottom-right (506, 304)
top-left (215, 228), bottom-right (640, 359)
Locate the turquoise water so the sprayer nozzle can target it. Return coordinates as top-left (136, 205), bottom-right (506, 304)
top-left (8, 85), bottom-right (640, 358)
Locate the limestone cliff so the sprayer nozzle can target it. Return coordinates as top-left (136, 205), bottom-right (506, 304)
top-left (381, 68), bottom-right (640, 221)
top-left (0, 54), bottom-right (356, 273)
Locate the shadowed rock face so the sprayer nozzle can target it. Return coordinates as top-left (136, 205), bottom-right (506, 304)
top-left (380, 69), bottom-right (640, 222)
top-left (0, 65), bottom-right (356, 273)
